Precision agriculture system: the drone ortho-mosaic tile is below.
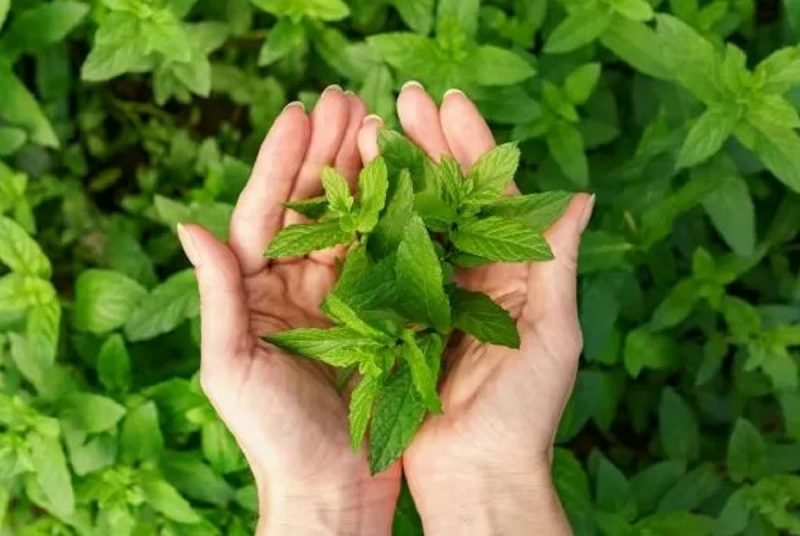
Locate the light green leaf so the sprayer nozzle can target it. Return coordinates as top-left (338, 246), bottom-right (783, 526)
top-left (553, 449), bottom-right (594, 534)
top-left (745, 123), bottom-right (800, 192)
top-left (481, 191), bottom-right (573, 231)
top-left (452, 216), bottom-right (553, 262)
top-left (370, 170), bottom-right (415, 259)
top-left (565, 63), bottom-right (602, 105)
top-left (0, 67), bottom-right (58, 147)
top-left (29, 431), bottom-right (74, 517)
top-left (624, 328), bottom-right (679, 377)
top-left (599, 15), bottom-right (670, 79)
top-left (610, 0), bottom-right (654, 21)
top-left (636, 512), bottom-right (714, 534)
top-left (266, 220), bottom-right (353, 258)
top-left (202, 419), bottom-right (245, 474)
top-left (97, 334), bottom-right (131, 394)
top-left (547, 121), bottom-right (588, 186)
top-left (390, 0), bottom-right (434, 34)
top-left (0, 216), bottom-right (51, 277)
top-left (657, 463), bottom-right (721, 512)
top-left (1, 1), bottom-right (89, 59)
top-left (369, 363), bottom-right (426, 473)
top-left (160, 451), bottom-right (234, 507)
top-left (470, 46), bottom-right (535, 86)
top-left (264, 327), bottom-right (385, 367)
top-left (357, 157), bottom-right (389, 232)
top-left (702, 175), bottom-right (755, 257)
top-left (322, 167), bottom-right (354, 215)
top-left (258, 18), bottom-right (305, 66)
top-left (401, 330), bottom-right (441, 413)
top-left (0, 0), bottom-right (9, 31)
top-left (395, 216), bottom-right (451, 332)
top-left (436, 0), bottom-right (479, 40)
top-left (450, 287), bottom-right (520, 348)
top-left (120, 401), bottom-right (164, 463)
top-left (81, 13), bottom-right (155, 82)
top-left (139, 473), bottom-right (201, 523)
top-left (322, 294), bottom-right (394, 343)
top-left (349, 373), bottom-right (381, 450)
top-left (284, 196), bottom-right (328, 219)
top-left (677, 106), bottom-right (738, 168)
top-left (595, 456), bottom-right (635, 517)
top-left (544, 7), bottom-right (613, 54)
top-left (464, 143), bottom-right (520, 205)
top-left (73, 269), bottom-right (147, 334)
top-left (124, 269), bottom-right (199, 341)
top-left (367, 33), bottom-right (443, 84)
top-left (727, 418), bottom-right (766, 482)
top-left (61, 393), bottom-right (126, 434)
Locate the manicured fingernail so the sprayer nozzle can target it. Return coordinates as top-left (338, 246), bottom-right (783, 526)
top-left (362, 113), bottom-right (384, 126)
top-left (579, 194), bottom-right (595, 233)
top-left (282, 100), bottom-right (305, 112)
top-left (176, 223), bottom-right (201, 267)
top-left (322, 84), bottom-right (343, 95)
top-left (443, 88), bottom-right (465, 99)
top-left (401, 80), bottom-right (424, 91)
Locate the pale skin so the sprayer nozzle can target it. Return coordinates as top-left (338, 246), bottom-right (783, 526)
top-left (177, 82), bottom-right (594, 535)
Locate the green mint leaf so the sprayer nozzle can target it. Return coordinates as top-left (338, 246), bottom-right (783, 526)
top-left (120, 401), bottom-right (164, 464)
top-left (702, 176), bottom-right (755, 257)
top-left (0, 0), bottom-right (9, 30)
top-left (322, 167), bottom-right (354, 215)
top-left (264, 327), bottom-right (385, 367)
top-left (599, 15), bottom-right (670, 79)
top-left (656, 14), bottom-right (721, 104)
top-left (357, 157), bottom-right (389, 232)
top-left (349, 373), bottom-right (381, 450)
top-left (139, 472), bottom-right (201, 524)
top-left (676, 105), bottom-right (737, 168)
top-left (389, 0), bottom-right (434, 35)
top-left (258, 18), bottom-right (305, 66)
top-left (283, 196), bottom-right (329, 219)
top-left (544, 6), bottom-right (612, 54)
top-left (368, 363), bottom-right (426, 473)
top-left (464, 143), bottom-right (520, 206)
top-left (435, 154), bottom-right (464, 207)
top-left (61, 393), bottom-right (126, 434)
top-left (450, 252), bottom-right (493, 268)
top-left (452, 217), bottom-right (553, 262)
top-left (450, 287), bottom-right (520, 348)
top-left (378, 129), bottom-right (436, 192)
top-left (743, 123), bottom-right (800, 193)
top-left (80, 13), bottom-right (156, 82)
top-left (266, 220), bottom-right (354, 258)
top-left (481, 191), bottom-right (573, 231)
top-left (395, 216), bottom-right (451, 333)
top-left (546, 122), bottom-right (588, 186)
top-left (726, 418), bottom-right (766, 483)
top-left (470, 46), bottom-right (535, 86)
top-left (97, 334), bottom-right (132, 394)
top-left (436, 0), bottom-right (479, 40)
top-left (401, 330), bottom-right (441, 413)
top-left (322, 294), bottom-right (395, 343)
top-left (124, 269), bottom-right (199, 341)
top-left (1, 1), bottom-right (88, 60)
top-left (369, 170), bottom-right (415, 259)
top-left (0, 215), bottom-right (51, 277)
top-left (658, 388), bottom-right (699, 462)
top-left (756, 46), bottom-right (800, 93)
top-left (565, 63), bottom-right (602, 105)
top-left (367, 33), bottom-right (443, 89)
top-left (74, 269), bottom-right (147, 334)
top-left (160, 451), bottom-right (234, 507)
top-left (29, 431), bottom-right (74, 517)
top-left (747, 93), bottom-right (800, 130)
top-left (414, 191), bottom-right (457, 232)
top-left (610, 0), bottom-right (654, 21)
top-left (0, 67), bottom-right (59, 147)
top-left (332, 245), bottom-right (397, 311)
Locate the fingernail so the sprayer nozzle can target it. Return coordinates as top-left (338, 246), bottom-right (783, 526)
top-left (282, 100), bottom-right (305, 113)
top-left (177, 223), bottom-right (201, 267)
top-left (578, 194), bottom-right (595, 233)
top-left (322, 84), bottom-right (343, 96)
top-left (362, 113), bottom-right (384, 126)
top-left (443, 88), bottom-right (465, 99)
top-left (401, 80), bottom-right (424, 91)
top-left (344, 89), bottom-right (356, 96)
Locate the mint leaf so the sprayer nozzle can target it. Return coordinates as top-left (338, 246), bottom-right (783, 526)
top-left (599, 15), bottom-right (670, 79)
top-left (464, 143), bottom-right (520, 206)
top-left (74, 269), bottom-right (147, 334)
top-left (284, 196), bottom-right (328, 219)
top-left (471, 46), bottom-right (535, 86)
top-left (546, 121), bottom-right (588, 186)
top-left (357, 157), bottom-right (389, 232)
top-left (332, 246), bottom-right (397, 311)
top-left (139, 473), bottom-right (201, 524)
top-left (746, 124), bottom-right (800, 192)
top-left (0, 216), bottom-right (51, 277)
top-left (349, 373), bottom-right (381, 450)
top-left (368, 363), bottom-right (426, 473)
top-left (0, 67), bottom-right (59, 147)
top-left (322, 167), bottom-right (354, 215)
top-left (370, 171), bottom-right (415, 258)
top-left (29, 431), bottom-right (74, 517)
top-left (258, 18), bottom-right (305, 66)
top-left (264, 327), bottom-right (385, 367)
top-left (565, 63), bottom-right (602, 105)
top-left (390, 0), bottom-right (434, 34)
top-left (610, 0), bottom-right (654, 21)
top-left (727, 418), bottom-right (766, 482)
top-left (61, 393), bottom-right (126, 434)
top-left (658, 388), bottom-right (699, 462)
top-left (266, 220), bottom-right (354, 258)
top-left (395, 216), bottom-right (451, 333)
top-left (401, 330), bottom-right (441, 413)
top-left (120, 401), bottom-right (163, 463)
top-left (322, 294), bottom-right (394, 343)
top-left (97, 334), bottom-right (131, 394)
top-left (481, 191), bottom-right (573, 231)
top-left (452, 217), bottom-right (553, 262)
top-left (677, 105), bottom-right (737, 168)
top-left (702, 176), bottom-right (755, 257)
top-left (1, 1), bottom-right (88, 59)
top-left (414, 191), bottom-right (457, 232)
top-left (124, 269), bottom-right (199, 341)
top-left (544, 6), bottom-right (612, 54)
top-left (450, 287), bottom-right (520, 348)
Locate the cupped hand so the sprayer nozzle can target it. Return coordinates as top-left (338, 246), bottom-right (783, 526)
top-left (358, 83), bottom-right (594, 535)
top-left (177, 87), bottom-right (400, 536)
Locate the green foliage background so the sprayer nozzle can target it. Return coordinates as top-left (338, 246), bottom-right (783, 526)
top-left (1, 0), bottom-right (800, 534)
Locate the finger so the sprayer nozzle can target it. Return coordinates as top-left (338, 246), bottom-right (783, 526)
top-left (177, 224), bottom-right (253, 387)
top-left (396, 81), bottom-right (450, 161)
top-left (284, 85), bottom-right (351, 227)
top-left (333, 92), bottom-right (368, 184)
top-left (440, 89), bottom-right (519, 195)
top-left (522, 194), bottom-right (595, 336)
top-left (311, 93), bottom-right (368, 265)
top-left (358, 114), bottom-right (383, 164)
top-left (228, 102), bottom-right (310, 276)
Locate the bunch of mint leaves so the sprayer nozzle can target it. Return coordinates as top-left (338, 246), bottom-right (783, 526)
top-left (263, 129), bottom-right (571, 472)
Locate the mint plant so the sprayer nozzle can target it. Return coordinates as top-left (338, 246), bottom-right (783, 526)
top-left (263, 131), bottom-right (569, 472)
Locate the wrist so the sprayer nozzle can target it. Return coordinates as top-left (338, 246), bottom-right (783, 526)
top-left (256, 473), bottom-right (399, 536)
top-left (408, 462), bottom-right (570, 536)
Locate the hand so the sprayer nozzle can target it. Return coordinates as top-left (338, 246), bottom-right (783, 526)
top-left (177, 86), bottom-right (401, 536)
top-left (357, 83), bottom-right (594, 535)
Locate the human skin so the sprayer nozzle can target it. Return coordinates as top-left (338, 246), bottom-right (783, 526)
top-left (177, 83), bottom-right (593, 535)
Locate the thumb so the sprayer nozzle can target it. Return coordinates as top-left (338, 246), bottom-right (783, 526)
top-left (522, 193), bottom-right (595, 336)
top-left (176, 224), bottom-right (252, 390)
